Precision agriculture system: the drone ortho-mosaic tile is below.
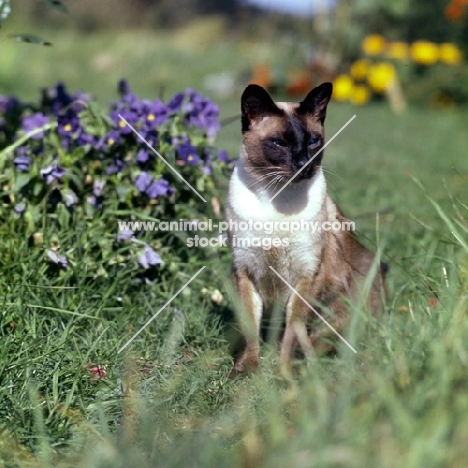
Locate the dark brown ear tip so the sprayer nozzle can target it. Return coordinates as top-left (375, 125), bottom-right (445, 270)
top-left (242, 84), bottom-right (268, 100)
top-left (244, 83), bottom-right (266, 92)
top-left (317, 82), bottom-right (333, 96)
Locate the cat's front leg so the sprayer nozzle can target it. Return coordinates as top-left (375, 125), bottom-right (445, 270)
top-left (279, 278), bottom-right (316, 373)
top-left (229, 270), bottom-right (263, 378)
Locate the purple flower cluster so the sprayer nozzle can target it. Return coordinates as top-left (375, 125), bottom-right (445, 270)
top-left (183, 88), bottom-right (221, 139)
top-left (1, 80), bottom-right (230, 274)
top-left (106, 80), bottom-right (224, 176)
top-left (3, 81), bottom-right (227, 191)
top-left (41, 82), bottom-right (94, 150)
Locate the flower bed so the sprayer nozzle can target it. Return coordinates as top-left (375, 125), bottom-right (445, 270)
top-left (0, 81), bottom-right (230, 280)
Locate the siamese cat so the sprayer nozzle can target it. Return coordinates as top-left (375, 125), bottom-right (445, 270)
top-left (227, 83), bottom-right (386, 376)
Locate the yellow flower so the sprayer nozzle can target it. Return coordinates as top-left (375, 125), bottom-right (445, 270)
top-left (367, 62), bottom-right (396, 93)
top-left (386, 42), bottom-right (409, 60)
top-left (350, 85), bottom-right (371, 105)
top-left (332, 75), bottom-right (354, 101)
top-left (362, 34), bottom-right (386, 56)
top-left (439, 43), bottom-right (463, 65)
top-left (350, 59), bottom-right (370, 81)
top-left (411, 41), bottom-right (439, 65)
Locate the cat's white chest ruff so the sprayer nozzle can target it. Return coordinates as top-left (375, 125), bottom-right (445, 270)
top-left (227, 162), bottom-right (327, 296)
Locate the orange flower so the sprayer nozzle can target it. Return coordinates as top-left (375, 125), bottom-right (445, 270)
top-left (286, 73), bottom-right (313, 96)
top-left (250, 63), bottom-right (274, 89)
top-left (445, 3), bottom-right (463, 20)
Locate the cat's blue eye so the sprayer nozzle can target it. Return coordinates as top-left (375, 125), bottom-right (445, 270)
top-left (308, 138), bottom-right (320, 148)
top-left (273, 139), bottom-right (286, 148)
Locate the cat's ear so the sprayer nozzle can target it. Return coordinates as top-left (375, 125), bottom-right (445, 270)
top-left (298, 82), bottom-right (333, 123)
top-left (241, 84), bottom-right (282, 132)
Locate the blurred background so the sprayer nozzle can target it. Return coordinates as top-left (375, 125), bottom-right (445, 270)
top-left (2, 0), bottom-right (468, 159)
top-left (3, 1), bottom-right (468, 101)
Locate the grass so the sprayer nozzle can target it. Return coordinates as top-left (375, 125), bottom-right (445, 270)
top-left (2, 25), bottom-right (468, 468)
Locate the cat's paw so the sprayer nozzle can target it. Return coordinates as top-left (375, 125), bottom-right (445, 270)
top-left (228, 351), bottom-right (260, 379)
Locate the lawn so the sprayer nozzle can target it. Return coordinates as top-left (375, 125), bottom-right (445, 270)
top-left (1, 27), bottom-right (468, 468)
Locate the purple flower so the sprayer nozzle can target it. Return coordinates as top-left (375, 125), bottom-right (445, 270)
top-left (107, 158), bottom-right (125, 175)
top-left (182, 90), bottom-right (221, 138)
top-left (136, 148), bottom-right (150, 163)
top-left (176, 137), bottom-right (200, 166)
top-left (138, 244), bottom-right (162, 269)
top-left (64, 190), bottom-right (78, 207)
top-left (144, 100), bottom-right (169, 128)
top-left (111, 109), bottom-right (137, 135)
top-left (134, 172), bottom-right (174, 198)
top-left (146, 179), bottom-right (174, 198)
top-left (203, 160), bottom-right (213, 176)
top-left (13, 154), bottom-right (30, 172)
top-left (40, 163), bottom-right (66, 184)
top-left (134, 172), bottom-right (153, 192)
top-left (88, 195), bottom-right (102, 209)
top-left (76, 131), bottom-right (96, 146)
top-left (97, 130), bottom-right (121, 149)
top-left (167, 92), bottom-right (184, 112)
top-left (218, 149), bottom-right (229, 162)
top-left (58, 113), bottom-right (79, 137)
top-left (41, 83), bottom-right (73, 115)
top-left (117, 229), bottom-right (134, 241)
top-left (0, 96), bottom-right (20, 114)
top-left (139, 129), bottom-right (158, 147)
top-left (47, 250), bottom-right (68, 268)
top-left (71, 90), bottom-right (91, 113)
top-left (22, 113), bottom-right (50, 139)
top-left (87, 181), bottom-right (104, 209)
top-left (191, 102), bottom-right (221, 138)
top-left (14, 203), bottom-right (26, 214)
top-left (93, 180), bottom-right (105, 197)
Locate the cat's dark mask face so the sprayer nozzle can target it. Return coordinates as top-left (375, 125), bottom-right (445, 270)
top-left (240, 83), bottom-right (332, 183)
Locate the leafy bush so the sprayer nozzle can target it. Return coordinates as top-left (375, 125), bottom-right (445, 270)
top-left (0, 81), bottom-right (230, 281)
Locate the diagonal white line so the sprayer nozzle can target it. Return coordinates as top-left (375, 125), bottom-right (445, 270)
top-left (268, 266), bottom-right (357, 353)
top-left (117, 266), bottom-right (206, 354)
top-left (269, 114), bottom-right (356, 202)
top-left (118, 114), bottom-right (207, 203)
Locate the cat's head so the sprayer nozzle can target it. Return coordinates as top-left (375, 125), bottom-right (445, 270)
top-left (240, 83), bottom-right (332, 183)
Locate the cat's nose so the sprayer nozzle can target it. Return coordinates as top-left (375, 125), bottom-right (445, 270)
top-left (294, 157), bottom-right (308, 169)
